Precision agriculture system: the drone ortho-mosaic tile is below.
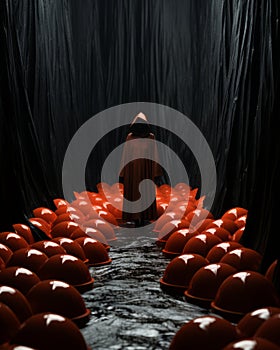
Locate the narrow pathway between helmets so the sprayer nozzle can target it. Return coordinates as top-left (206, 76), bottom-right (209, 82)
top-left (81, 227), bottom-right (208, 350)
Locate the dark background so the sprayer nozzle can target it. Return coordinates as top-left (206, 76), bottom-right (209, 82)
top-left (0, 0), bottom-right (279, 284)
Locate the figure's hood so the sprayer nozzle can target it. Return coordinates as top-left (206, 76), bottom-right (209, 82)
top-left (130, 112), bottom-right (149, 125)
top-left (130, 112), bottom-right (150, 137)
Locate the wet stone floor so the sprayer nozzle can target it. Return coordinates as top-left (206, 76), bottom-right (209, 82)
top-left (81, 227), bottom-right (209, 350)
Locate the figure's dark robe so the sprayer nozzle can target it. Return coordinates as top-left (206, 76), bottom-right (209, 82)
top-left (120, 132), bottom-right (162, 222)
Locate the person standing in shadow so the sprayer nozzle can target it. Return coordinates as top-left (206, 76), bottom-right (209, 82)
top-left (119, 112), bottom-right (163, 227)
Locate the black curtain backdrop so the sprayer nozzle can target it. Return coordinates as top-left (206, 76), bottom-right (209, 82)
top-left (0, 0), bottom-right (279, 283)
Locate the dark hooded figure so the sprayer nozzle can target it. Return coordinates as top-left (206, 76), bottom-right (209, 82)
top-left (119, 112), bottom-right (163, 226)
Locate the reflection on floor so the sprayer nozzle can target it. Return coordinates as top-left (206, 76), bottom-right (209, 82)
top-left (81, 227), bottom-right (207, 350)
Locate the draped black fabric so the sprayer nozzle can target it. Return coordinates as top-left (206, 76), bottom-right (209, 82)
top-left (0, 0), bottom-right (279, 284)
top-left (240, 0), bottom-right (280, 274)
